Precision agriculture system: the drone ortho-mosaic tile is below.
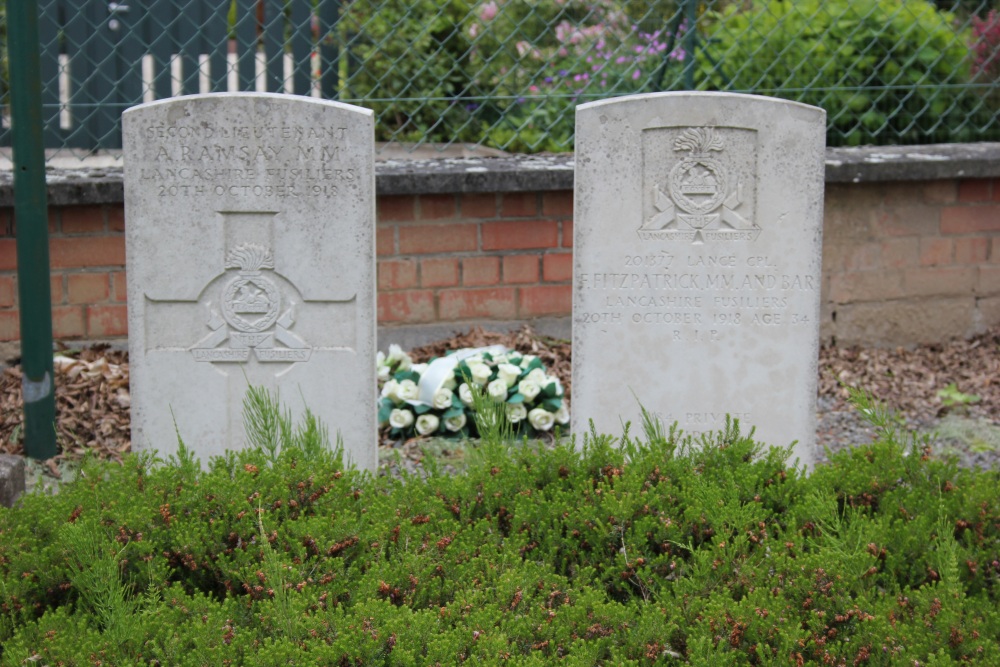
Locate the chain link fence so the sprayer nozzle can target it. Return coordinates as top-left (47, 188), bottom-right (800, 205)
top-left (1, 0), bottom-right (999, 159)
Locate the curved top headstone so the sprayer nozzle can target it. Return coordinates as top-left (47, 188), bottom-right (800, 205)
top-left (123, 93), bottom-right (376, 469)
top-left (572, 92), bottom-right (826, 467)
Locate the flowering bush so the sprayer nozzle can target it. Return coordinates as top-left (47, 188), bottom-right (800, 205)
top-left (467, 0), bottom-right (687, 151)
top-left (972, 11), bottom-right (1000, 95)
top-left (377, 344), bottom-right (569, 439)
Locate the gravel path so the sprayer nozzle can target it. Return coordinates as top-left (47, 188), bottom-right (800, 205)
top-left (815, 398), bottom-right (1000, 469)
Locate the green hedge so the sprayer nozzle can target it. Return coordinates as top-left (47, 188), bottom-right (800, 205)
top-left (2, 417), bottom-right (999, 664)
top-left (329, 0), bottom-right (996, 150)
top-left (698, 0), bottom-right (999, 146)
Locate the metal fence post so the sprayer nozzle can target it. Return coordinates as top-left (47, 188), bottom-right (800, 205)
top-left (681, 0), bottom-right (698, 90)
top-left (7, 0), bottom-right (58, 460)
top-left (319, 0), bottom-right (342, 99)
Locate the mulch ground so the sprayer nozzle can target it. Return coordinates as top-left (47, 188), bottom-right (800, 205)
top-left (1, 325), bottom-right (997, 469)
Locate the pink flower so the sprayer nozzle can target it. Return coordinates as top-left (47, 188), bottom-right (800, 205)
top-left (479, 1), bottom-right (497, 22)
top-left (632, 69), bottom-right (641, 80)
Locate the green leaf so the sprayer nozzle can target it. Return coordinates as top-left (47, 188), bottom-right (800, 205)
top-left (918, 47), bottom-right (940, 65)
top-left (395, 370), bottom-right (420, 383)
top-left (526, 358), bottom-right (544, 372)
top-left (443, 406), bottom-right (465, 420)
top-left (847, 93), bottom-right (870, 112)
top-left (541, 382), bottom-right (559, 399)
top-left (542, 398), bottom-right (562, 411)
top-left (507, 393), bottom-right (526, 404)
top-left (413, 403), bottom-right (432, 415)
top-left (861, 111), bottom-right (886, 131)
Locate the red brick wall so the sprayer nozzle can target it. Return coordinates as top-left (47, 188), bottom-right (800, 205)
top-left (822, 178), bottom-right (1000, 344)
top-left (0, 179), bottom-right (997, 346)
top-left (375, 191), bottom-right (573, 326)
top-left (0, 204), bottom-right (128, 342)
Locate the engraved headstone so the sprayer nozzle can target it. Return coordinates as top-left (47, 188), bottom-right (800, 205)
top-left (573, 93), bottom-right (825, 466)
top-left (123, 93), bottom-right (376, 469)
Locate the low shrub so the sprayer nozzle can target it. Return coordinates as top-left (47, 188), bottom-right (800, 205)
top-left (1, 401), bottom-right (999, 664)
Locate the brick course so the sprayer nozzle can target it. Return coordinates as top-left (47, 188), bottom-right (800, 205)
top-left (68, 273), bottom-right (110, 304)
top-left (399, 223), bottom-right (477, 254)
top-left (377, 259), bottom-right (419, 291)
top-left (439, 287), bottom-right (517, 320)
top-left (941, 205), bottom-right (1000, 235)
top-left (482, 220), bottom-right (558, 250)
top-left (542, 253), bottom-right (573, 282)
top-left (502, 255), bottom-right (540, 284)
top-left (420, 258), bottom-right (460, 288)
top-left (0, 182), bottom-right (997, 345)
top-left (0, 276), bottom-right (14, 309)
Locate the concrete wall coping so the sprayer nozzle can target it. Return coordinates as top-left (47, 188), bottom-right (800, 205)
top-left (0, 142), bottom-right (997, 207)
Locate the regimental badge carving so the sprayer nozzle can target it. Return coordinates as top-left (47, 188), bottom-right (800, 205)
top-left (191, 243), bottom-right (312, 364)
top-left (221, 244), bottom-right (280, 333)
top-left (640, 127), bottom-right (760, 243)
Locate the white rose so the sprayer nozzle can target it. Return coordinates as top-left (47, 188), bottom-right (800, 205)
top-left (519, 354), bottom-right (538, 369)
top-left (381, 379), bottom-right (401, 403)
top-left (493, 354), bottom-right (509, 365)
top-left (415, 414), bottom-right (440, 436)
top-left (458, 383), bottom-right (475, 407)
top-left (389, 408), bottom-right (415, 430)
top-left (507, 353), bottom-right (522, 365)
top-left (376, 350), bottom-right (386, 367)
top-left (487, 378), bottom-right (509, 403)
top-left (528, 408), bottom-right (555, 432)
top-left (468, 362), bottom-right (492, 386)
top-left (442, 371), bottom-right (458, 390)
top-left (526, 368), bottom-right (547, 385)
top-left (517, 379), bottom-right (541, 402)
top-left (410, 362), bottom-right (428, 376)
top-left (433, 387), bottom-right (454, 410)
top-left (377, 364), bottom-right (391, 382)
top-left (554, 404), bottom-right (570, 425)
top-left (497, 363), bottom-right (522, 388)
top-left (397, 379), bottom-right (419, 402)
top-left (387, 344), bottom-right (412, 371)
top-left (444, 412), bottom-right (467, 432)
top-left (506, 403), bottom-right (527, 423)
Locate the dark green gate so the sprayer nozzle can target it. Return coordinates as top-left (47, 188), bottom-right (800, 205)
top-left (3, 0), bottom-right (342, 150)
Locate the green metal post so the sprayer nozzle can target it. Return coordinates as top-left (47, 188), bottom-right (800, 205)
top-left (8, 0), bottom-right (58, 459)
top-left (682, 0), bottom-right (698, 90)
top-left (319, 0), bottom-right (342, 99)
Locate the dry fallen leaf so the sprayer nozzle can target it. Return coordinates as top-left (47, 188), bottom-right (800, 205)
top-left (0, 326), bottom-right (997, 463)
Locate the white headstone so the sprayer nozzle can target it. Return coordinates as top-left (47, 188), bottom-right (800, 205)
top-left (123, 93), bottom-right (376, 469)
top-left (572, 92), bottom-right (825, 466)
